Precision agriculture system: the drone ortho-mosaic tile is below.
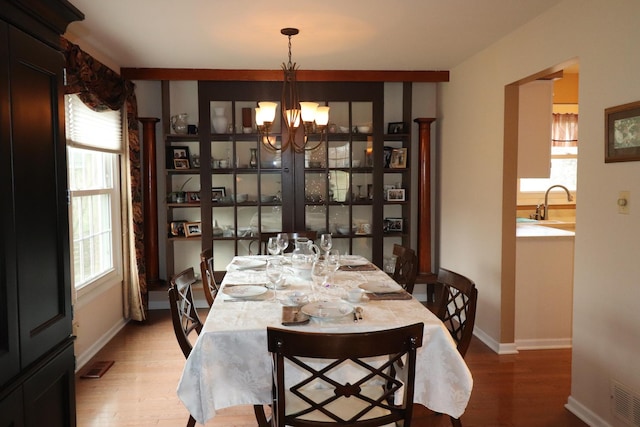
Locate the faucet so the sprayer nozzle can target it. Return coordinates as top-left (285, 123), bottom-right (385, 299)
top-left (541, 185), bottom-right (573, 220)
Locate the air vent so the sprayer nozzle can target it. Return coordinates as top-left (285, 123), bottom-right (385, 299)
top-left (611, 380), bottom-right (640, 426)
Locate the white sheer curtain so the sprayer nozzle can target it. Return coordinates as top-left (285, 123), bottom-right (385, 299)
top-left (552, 113), bottom-right (578, 147)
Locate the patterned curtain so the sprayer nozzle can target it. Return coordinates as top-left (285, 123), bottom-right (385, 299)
top-left (61, 37), bottom-right (147, 322)
top-left (551, 113), bottom-right (578, 147)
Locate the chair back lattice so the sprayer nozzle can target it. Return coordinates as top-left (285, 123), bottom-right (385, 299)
top-left (392, 244), bottom-right (418, 294)
top-left (199, 248), bottom-right (219, 307)
top-left (267, 323), bottom-right (424, 427)
top-left (435, 268), bottom-right (478, 358)
top-left (168, 267), bottom-right (203, 359)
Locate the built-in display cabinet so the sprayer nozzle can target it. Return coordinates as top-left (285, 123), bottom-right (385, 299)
top-left (159, 80), bottom-right (425, 280)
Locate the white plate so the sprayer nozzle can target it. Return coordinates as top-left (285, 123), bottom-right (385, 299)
top-left (301, 301), bottom-right (353, 319)
top-left (222, 285), bottom-right (267, 299)
top-left (359, 281), bottom-right (403, 294)
top-left (231, 258), bottom-right (266, 270)
top-left (339, 256), bottom-right (369, 267)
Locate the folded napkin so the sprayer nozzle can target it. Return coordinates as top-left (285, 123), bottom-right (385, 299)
top-left (281, 306), bottom-right (310, 326)
top-left (339, 263), bottom-right (377, 272)
top-left (366, 291), bottom-right (412, 301)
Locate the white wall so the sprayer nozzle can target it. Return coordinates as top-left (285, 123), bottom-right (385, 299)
top-left (439, 0), bottom-right (640, 424)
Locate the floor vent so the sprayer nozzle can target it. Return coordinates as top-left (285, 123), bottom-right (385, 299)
top-left (611, 380), bottom-right (640, 426)
top-left (80, 360), bottom-right (114, 379)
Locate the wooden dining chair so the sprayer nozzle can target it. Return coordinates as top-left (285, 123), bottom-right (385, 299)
top-left (199, 248), bottom-right (219, 307)
top-left (434, 267), bottom-right (478, 427)
top-left (168, 267), bottom-right (203, 427)
top-left (392, 244), bottom-right (418, 294)
top-left (252, 231), bottom-right (318, 255)
top-left (266, 323), bottom-right (424, 427)
top-left (169, 267), bottom-right (270, 427)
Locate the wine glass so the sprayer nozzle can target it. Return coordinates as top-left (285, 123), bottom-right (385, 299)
top-left (319, 233), bottom-right (332, 259)
top-left (276, 233), bottom-right (289, 257)
top-left (266, 258), bottom-right (284, 301)
top-left (267, 236), bottom-right (279, 256)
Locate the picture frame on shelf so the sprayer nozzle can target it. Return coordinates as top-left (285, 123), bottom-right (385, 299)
top-left (211, 187), bottom-right (226, 202)
top-left (384, 217), bottom-right (404, 232)
top-left (167, 146), bottom-right (191, 168)
top-left (169, 220), bottom-right (187, 237)
top-left (386, 188), bottom-right (406, 202)
top-left (186, 191), bottom-right (200, 203)
top-left (605, 100), bottom-right (640, 162)
top-left (184, 222), bottom-right (202, 237)
top-left (174, 158), bottom-right (190, 169)
top-left (390, 148), bottom-right (407, 168)
top-left (387, 122), bottom-right (406, 134)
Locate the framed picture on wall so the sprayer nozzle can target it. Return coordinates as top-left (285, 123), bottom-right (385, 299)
top-left (605, 100), bottom-right (640, 162)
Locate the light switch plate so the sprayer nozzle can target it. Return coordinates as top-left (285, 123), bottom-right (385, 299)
top-left (618, 191), bottom-right (630, 214)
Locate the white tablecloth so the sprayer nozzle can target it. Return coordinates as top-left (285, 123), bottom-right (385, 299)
top-left (177, 256), bottom-right (473, 424)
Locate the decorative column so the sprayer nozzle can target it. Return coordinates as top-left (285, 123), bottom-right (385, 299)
top-left (139, 117), bottom-right (161, 286)
top-left (414, 118), bottom-right (436, 284)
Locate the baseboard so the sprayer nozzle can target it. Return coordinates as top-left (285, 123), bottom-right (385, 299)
top-left (515, 337), bottom-right (572, 350)
top-left (75, 317), bottom-right (129, 372)
top-left (473, 327), bottom-right (519, 354)
top-left (565, 396), bottom-right (612, 427)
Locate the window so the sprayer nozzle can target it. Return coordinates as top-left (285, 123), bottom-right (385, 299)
top-left (65, 94), bottom-right (123, 291)
top-left (520, 113), bottom-right (578, 195)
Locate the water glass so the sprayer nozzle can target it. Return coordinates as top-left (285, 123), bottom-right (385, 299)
top-left (310, 261), bottom-right (328, 300)
top-left (266, 258), bottom-right (284, 300)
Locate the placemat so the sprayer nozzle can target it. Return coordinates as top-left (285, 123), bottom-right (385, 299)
top-left (281, 306), bottom-right (310, 326)
top-left (339, 263), bottom-right (377, 272)
top-left (366, 291), bottom-right (412, 300)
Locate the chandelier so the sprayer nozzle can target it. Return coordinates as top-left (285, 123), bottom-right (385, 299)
top-left (256, 28), bottom-right (330, 152)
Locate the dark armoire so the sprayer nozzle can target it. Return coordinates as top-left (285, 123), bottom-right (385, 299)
top-left (0, 1), bottom-right (83, 425)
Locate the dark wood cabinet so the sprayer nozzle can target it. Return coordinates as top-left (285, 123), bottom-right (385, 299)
top-left (0, 1), bottom-right (83, 425)
top-left (161, 80), bottom-right (420, 276)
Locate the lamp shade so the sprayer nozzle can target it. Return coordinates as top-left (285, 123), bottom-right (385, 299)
top-left (315, 106), bottom-right (330, 126)
top-left (258, 102), bottom-right (277, 123)
top-left (299, 102), bottom-right (318, 122)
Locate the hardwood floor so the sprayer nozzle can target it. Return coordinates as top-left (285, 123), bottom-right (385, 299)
top-left (75, 309), bottom-right (587, 426)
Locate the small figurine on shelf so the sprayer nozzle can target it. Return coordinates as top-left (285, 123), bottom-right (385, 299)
top-left (249, 148), bottom-right (258, 168)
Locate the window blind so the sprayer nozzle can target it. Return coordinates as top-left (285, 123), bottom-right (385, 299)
top-left (65, 94), bottom-right (123, 152)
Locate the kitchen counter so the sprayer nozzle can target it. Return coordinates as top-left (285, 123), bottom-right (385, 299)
top-left (516, 223), bottom-right (575, 238)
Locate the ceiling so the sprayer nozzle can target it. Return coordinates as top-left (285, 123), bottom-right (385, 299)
top-left (65, 0), bottom-right (563, 72)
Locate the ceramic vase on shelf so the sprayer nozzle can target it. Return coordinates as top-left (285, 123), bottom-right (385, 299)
top-left (212, 107), bottom-right (228, 133)
top-left (171, 113), bottom-right (188, 134)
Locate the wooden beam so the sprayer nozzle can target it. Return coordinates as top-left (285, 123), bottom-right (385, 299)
top-left (121, 68), bottom-right (449, 83)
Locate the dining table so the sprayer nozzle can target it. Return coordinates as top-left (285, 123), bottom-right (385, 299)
top-left (176, 254), bottom-right (473, 425)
